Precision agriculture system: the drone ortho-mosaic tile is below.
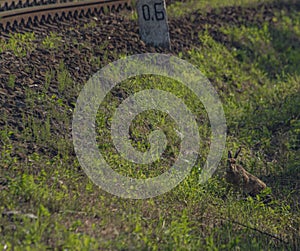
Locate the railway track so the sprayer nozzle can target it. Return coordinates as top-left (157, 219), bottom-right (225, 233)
top-left (0, 0), bottom-right (59, 11)
top-left (0, 0), bottom-right (131, 30)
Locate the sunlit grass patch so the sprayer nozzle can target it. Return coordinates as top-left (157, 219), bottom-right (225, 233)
top-left (0, 32), bottom-right (36, 57)
top-left (167, 0), bottom-right (274, 18)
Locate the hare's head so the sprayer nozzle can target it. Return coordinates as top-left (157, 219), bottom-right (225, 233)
top-left (227, 147), bottom-right (241, 171)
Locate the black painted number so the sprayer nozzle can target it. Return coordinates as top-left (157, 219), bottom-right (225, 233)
top-left (142, 4), bottom-right (151, 21)
top-left (154, 3), bottom-right (164, 21)
top-left (142, 2), bottom-right (165, 21)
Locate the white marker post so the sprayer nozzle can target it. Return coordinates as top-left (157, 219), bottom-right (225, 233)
top-left (136, 0), bottom-right (171, 49)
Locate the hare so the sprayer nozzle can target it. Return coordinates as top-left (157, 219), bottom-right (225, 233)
top-left (226, 147), bottom-right (267, 197)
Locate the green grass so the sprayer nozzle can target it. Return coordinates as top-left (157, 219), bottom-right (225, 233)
top-left (166, 0), bottom-right (274, 18)
top-left (0, 0), bottom-right (299, 250)
top-left (41, 32), bottom-right (63, 50)
top-left (0, 32), bottom-right (36, 57)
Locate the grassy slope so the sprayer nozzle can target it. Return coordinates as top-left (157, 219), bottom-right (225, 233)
top-left (0, 0), bottom-right (299, 250)
top-left (167, 0), bottom-right (274, 17)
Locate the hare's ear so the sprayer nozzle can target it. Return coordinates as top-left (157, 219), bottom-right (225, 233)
top-left (228, 150), bottom-right (233, 158)
top-left (234, 147), bottom-right (242, 158)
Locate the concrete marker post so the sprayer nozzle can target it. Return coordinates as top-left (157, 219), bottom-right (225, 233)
top-left (136, 0), bottom-right (171, 49)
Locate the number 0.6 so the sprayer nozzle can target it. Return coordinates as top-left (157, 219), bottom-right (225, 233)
top-left (142, 2), bottom-right (165, 21)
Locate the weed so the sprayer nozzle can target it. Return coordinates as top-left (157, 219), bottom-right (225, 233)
top-left (41, 32), bottom-right (62, 50)
top-left (0, 32), bottom-right (36, 57)
top-left (7, 74), bottom-right (16, 89)
top-left (57, 60), bottom-right (73, 93)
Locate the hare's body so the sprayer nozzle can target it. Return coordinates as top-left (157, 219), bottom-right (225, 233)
top-left (226, 148), bottom-right (267, 196)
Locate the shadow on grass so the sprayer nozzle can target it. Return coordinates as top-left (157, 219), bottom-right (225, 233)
top-left (238, 86), bottom-right (299, 210)
top-left (268, 24), bottom-right (300, 77)
top-left (203, 0), bottom-right (300, 78)
top-left (220, 23), bottom-right (300, 79)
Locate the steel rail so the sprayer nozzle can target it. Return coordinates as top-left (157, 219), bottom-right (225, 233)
top-left (0, 0), bottom-right (131, 30)
top-left (0, 0), bottom-right (62, 11)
